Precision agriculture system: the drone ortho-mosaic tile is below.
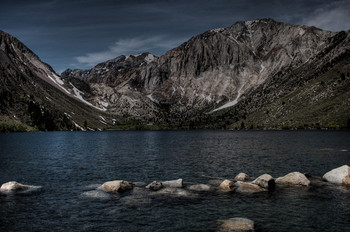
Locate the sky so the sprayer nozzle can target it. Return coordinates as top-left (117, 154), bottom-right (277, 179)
top-left (1, 0), bottom-right (350, 73)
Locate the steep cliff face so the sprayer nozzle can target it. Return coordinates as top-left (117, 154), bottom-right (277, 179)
top-left (146, 19), bottom-right (334, 112)
top-left (61, 18), bottom-right (348, 128)
top-left (214, 30), bottom-right (350, 129)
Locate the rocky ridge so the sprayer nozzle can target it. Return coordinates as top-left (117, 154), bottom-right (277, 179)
top-left (62, 18), bottom-right (350, 129)
top-left (1, 18), bottom-right (350, 130)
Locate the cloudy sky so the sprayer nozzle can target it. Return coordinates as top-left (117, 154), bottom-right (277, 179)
top-left (1, 0), bottom-right (350, 73)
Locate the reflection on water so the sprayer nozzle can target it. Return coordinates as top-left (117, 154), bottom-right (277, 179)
top-left (0, 130), bottom-right (349, 231)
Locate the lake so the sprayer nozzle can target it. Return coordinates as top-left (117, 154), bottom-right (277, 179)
top-left (0, 130), bottom-right (349, 231)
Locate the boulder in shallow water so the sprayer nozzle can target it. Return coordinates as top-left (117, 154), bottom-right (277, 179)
top-left (218, 179), bottom-right (235, 190)
top-left (1, 181), bottom-right (29, 191)
top-left (276, 172), bottom-right (310, 186)
top-left (322, 165), bottom-right (350, 185)
top-left (235, 181), bottom-right (266, 193)
top-left (146, 181), bottom-right (163, 191)
top-left (218, 217), bottom-right (255, 232)
top-left (188, 184), bottom-right (213, 192)
top-left (234, 173), bottom-right (250, 181)
top-left (251, 174), bottom-right (275, 191)
top-left (162, 179), bottom-right (183, 188)
top-left (100, 180), bottom-right (134, 193)
top-left (0, 181), bottom-right (41, 193)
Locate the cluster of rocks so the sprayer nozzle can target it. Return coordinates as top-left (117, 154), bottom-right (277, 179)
top-left (1, 165), bottom-right (349, 195)
top-left (215, 165), bottom-right (350, 232)
top-left (1, 165), bottom-right (349, 232)
top-left (218, 171), bottom-right (310, 194)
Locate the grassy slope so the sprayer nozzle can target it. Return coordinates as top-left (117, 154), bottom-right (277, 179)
top-left (0, 115), bottom-right (36, 132)
top-left (227, 57), bottom-right (350, 130)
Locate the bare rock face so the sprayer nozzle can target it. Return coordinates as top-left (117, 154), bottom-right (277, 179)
top-left (218, 179), bottom-right (236, 190)
top-left (217, 217), bottom-right (255, 232)
top-left (59, 18), bottom-right (349, 129)
top-left (101, 180), bottom-right (134, 193)
top-left (276, 172), bottom-right (310, 186)
top-left (251, 174), bottom-right (275, 190)
top-left (235, 181), bottom-right (266, 193)
top-left (234, 173), bottom-right (250, 181)
top-left (322, 165), bottom-right (350, 185)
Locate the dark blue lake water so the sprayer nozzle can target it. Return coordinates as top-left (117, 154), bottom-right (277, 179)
top-left (0, 130), bottom-right (349, 231)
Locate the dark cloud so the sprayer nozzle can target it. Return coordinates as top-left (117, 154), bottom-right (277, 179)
top-left (1, 0), bottom-right (349, 72)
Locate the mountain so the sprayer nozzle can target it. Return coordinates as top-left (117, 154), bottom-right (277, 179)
top-left (0, 30), bottom-right (125, 131)
top-left (62, 18), bottom-right (350, 129)
top-left (1, 18), bottom-right (350, 131)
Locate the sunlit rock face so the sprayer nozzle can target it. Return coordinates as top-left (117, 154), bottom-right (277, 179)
top-left (276, 172), bottom-right (310, 186)
top-left (323, 165), bottom-right (350, 185)
top-left (61, 18), bottom-right (348, 127)
top-left (100, 180), bottom-right (135, 193)
top-left (218, 179), bottom-right (236, 191)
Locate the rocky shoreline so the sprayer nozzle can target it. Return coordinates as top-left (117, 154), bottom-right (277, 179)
top-left (1, 165), bottom-right (349, 231)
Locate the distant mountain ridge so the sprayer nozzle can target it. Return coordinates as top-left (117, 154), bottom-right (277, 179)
top-left (1, 18), bottom-right (350, 131)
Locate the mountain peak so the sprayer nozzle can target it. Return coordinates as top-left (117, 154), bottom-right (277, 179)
top-left (2, 20), bottom-right (350, 131)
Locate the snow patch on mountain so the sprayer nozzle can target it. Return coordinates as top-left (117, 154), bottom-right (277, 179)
top-left (147, 94), bottom-right (155, 102)
top-left (70, 83), bottom-right (106, 111)
top-left (260, 64), bottom-right (265, 73)
top-left (99, 100), bottom-right (109, 108)
top-left (212, 86), bottom-right (243, 112)
top-left (47, 73), bottom-right (71, 94)
top-left (144, 54), bottom-right (155, 63)
top-left (211, 28), bottom-right (225, 33)
top-left (99, 115), bottom-right (106, 121)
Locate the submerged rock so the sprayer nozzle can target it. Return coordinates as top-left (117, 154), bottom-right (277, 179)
top-left (81, 190), bottom-right (112, 200)
top-left (151, 187), bottom-right (195, 198)
top-left (235, 181), bottom-right (266, 193)
top-left (133, 182), bottom-right (147, 187)
top-left (84, 184), bottom-right (102, 190)
top-left (146, 181), bottom-right (164, 191)
top-left (218, 179), bottom-right (235, 191)
top-left (0, 181), bottom-right (42, 193)
top-left (251, 174), bottom-right (275, 191)
top-left (162, 179), bottom-right (183, 188)
top-left (234, 173), bottom-right (250, 181)
top-left (187, 184), bottom-right (213, 192)
top-left (208, 179), bottom-right (225, 186)
top-left (100, 180), bottom-right (134, 193)
top-left (218, 217), bottom-right (255, 232)
top-left (322, 165), bottom-right (350, 185)
top-left (121, 187), bottom-right (152, 206)
top-left (276, 172), bottom-right (310, 186)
